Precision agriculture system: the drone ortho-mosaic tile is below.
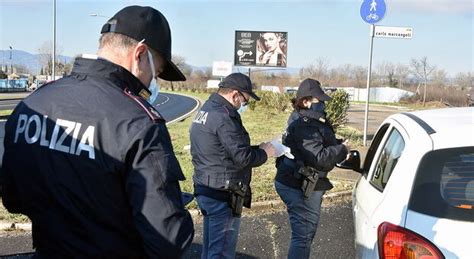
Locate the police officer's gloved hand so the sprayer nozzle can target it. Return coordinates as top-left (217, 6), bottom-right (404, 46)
top-left (259, 142), bottom-right (277, 158)
top-left (270, 140), bottom-right (294, 159)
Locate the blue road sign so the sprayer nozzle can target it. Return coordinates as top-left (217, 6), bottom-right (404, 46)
top-left (360, 0), bottom-right (386, 24)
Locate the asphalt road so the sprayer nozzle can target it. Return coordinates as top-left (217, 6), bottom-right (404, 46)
top-left (346, 103), bottom-right (410, 141)
top-left (0, 99), bottom-right (21, 111)
top-left (153, 92), bottom-right (199, 123)
top-left (0, 92), bottom-right (198, 168)
top-left (0, 199), bottom-right (354, 258)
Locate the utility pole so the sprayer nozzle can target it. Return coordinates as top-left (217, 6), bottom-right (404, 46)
top-left (52, 0), bottom-right (56, 81)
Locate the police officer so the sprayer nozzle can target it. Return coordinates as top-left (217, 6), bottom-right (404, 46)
top-left (190, 73), bottom-right (276, 259)
top-left (275, 78), bottom-right (350, 259)
top-left (0, 6), bottom-right (193, 258)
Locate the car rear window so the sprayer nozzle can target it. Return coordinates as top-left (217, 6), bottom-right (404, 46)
top-left (409, 147), bottom-right (474, 222)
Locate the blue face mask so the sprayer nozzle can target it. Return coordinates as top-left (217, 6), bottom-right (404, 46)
top-left (148, 81), bottom-right (160, 105)
top-left (146, 50), bottom-right (159, 105)
top-left (238, 103), bottom-right (248, 114)
top-left (310, 101), bottom-right (325, 113)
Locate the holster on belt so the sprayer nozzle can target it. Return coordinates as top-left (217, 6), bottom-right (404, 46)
top-left (296, 167), bottom-right (319, 200)
top-left (225, 181), bottom-right (248, 218)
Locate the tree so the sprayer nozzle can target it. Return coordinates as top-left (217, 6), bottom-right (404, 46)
top-left (395, 63), bottom-right (410, 89)
top-left (168, 55), bottom-right (192, 91)
top-left (410, 57), bottom-right (436, 106)
top-left (299, 57), bottom-right (330, 82)
top-left (377, 61), bottom-right (397, 88)
top-left (12, 64), bottom-right (30, 74)
top-left (0, 69), bottom-right (7, 79)
top-left (431, 68), bottom-right (448, 87)
top-left (454, 72), bottom-right (473, 90)
top-left (37, 41), bottom-right (69, 77)
top-left (352, 65), bottom-right (366, 88)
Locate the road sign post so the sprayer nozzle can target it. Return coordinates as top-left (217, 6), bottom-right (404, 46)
top-left (360, 0), bottom-right (386, 146)
top-left (364, 25), bottom-right (375, 146)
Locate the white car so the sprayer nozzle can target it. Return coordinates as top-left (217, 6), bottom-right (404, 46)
top-left (340, 107), bottom-right (474, 259)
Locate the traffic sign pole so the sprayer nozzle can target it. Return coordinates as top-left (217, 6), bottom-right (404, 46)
top-left (363, 24), bottom-right (375, 146)
top-left (360, 0), bottom-right (386, 146)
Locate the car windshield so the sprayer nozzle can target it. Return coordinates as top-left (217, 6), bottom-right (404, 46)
top-left (409, 147), bottom-right (474, 222)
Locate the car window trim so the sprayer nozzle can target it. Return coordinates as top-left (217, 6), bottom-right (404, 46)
top-left (363, 123), bottom-right (391, 179)
top-left (402, 112), bottom-right (436, 135)
top-left (368, 127), bottom-right (405, 192)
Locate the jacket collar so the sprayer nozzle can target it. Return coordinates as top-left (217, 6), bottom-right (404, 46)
top-left (298, 109), bottom-right (327, 123)
top-left (209, 93), bottom-right (240, 118)
top-left (71, 56), bottom-right (151, 98)
top-left (210, 93), bottom-right (237, 110)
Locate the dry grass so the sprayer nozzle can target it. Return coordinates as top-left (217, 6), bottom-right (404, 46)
top-left (167, 90), bottom-right (360, 208)
top-left (0, 199), bottom-right (30, 223)
top-left (401, 85), bottom-right (470, 107)
top-left (0, 90), bottom-right (361, 219)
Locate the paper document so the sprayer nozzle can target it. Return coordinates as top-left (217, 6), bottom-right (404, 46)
top-left (271, 140), bottom-right (294, 159)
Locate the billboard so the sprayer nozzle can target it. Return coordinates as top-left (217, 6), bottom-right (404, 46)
top-left (234, 30), bottom-right (288, 68)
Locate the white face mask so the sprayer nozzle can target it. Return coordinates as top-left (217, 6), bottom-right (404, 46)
top-left (237, 103), bottom-right (248, 114)
top-left (146, 50), bottom-right (159, 105)
top-left (237, 93), bottom-right (248, 114)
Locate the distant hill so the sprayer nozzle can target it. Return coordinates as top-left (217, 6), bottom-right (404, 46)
top-left (0, 49), bottom-right (301, 76)
top-left (0, 49), bottom-right (73, 74)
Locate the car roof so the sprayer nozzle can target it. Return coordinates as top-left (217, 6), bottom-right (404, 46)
top-left (397, 107), bottom-right (474, 148)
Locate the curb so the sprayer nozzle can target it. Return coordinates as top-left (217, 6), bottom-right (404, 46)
top-left (0, 98), bottom-right (25, 101)
top-left (0, 222), bottom-right (32, 232)
top-left (0, 190), bottom-right (353, 232)
top-left (188, 189), bottom-right (353, 220)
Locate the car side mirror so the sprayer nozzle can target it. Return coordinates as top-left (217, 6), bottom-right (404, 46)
top-left (336, 150), bottom-right (362, 173)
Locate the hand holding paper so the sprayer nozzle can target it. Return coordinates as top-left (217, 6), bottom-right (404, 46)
top-left (270, 139), bottom-right (294, 159)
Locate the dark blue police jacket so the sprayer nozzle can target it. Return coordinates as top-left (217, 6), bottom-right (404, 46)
top-left (275, 109), bottom-right (348, 190)
top-left (0, 57), bottom-right (193, 258)
top-left (190, 93), bottom-right (267, 201)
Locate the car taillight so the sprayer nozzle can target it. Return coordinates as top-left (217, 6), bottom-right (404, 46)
top-left (377, 222), bottom-right (445, 259)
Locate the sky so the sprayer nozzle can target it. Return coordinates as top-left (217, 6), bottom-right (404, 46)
top-left (0, 0), bottom-right (473, 77)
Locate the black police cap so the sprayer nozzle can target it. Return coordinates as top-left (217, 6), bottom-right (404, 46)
top-left (296, 78), bottom-right (331, 101)
top-left (101, 5), bottom-right (185, 81)
top-left (218, 73), bottom-right (261, 101)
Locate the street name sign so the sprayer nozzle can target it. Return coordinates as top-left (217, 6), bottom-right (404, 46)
top-left (374, 26), bottom-right (413, 39)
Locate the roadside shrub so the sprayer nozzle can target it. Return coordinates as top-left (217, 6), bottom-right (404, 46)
top-left (248, 90), bottom-right (294, 112)
top-left (326, 89), bottom-right (350, 131)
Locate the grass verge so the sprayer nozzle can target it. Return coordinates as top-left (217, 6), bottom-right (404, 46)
top-left (0, 90), bottom-right (362, 221)
top-left (0, 199), bottom-right (30, 223)
top-left (167, 90), bottom-right (361, 208)
top-left (0, 110), bottom-right (12, 117)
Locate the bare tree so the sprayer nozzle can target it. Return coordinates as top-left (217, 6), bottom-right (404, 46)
top-left (395, 63), bottom-right (410, 89)
top-left (376, 61), bottom-right (397, 87)
top-left (410, 57), bottom-right (436, 106)
top-left (37, 41), bottom-right (53, 74)
top-left (431, 68), bottom-right (448, 87)
top-left (454, 71), bottom-right (473, 90)
top-left (37, 41), bottom-right (67, 77)
top-left (168, 54), bottom-right (192, 91)
top-left (352, 65), bottom-right (366, 88)
top-left (299, 56), bottom-right (330, 82)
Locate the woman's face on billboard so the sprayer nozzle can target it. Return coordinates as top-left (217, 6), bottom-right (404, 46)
top-left (262, 33), bottom-right (279, 51)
